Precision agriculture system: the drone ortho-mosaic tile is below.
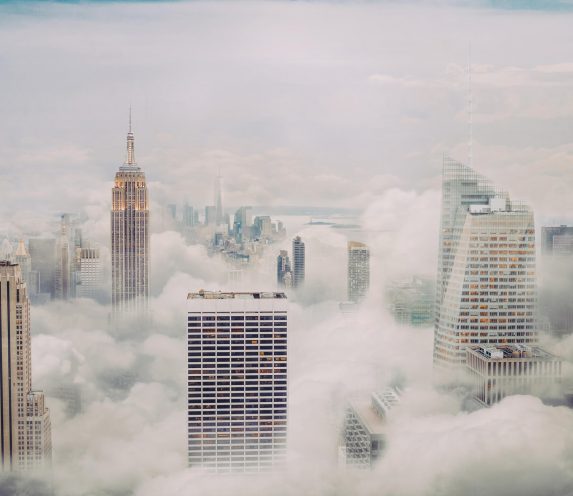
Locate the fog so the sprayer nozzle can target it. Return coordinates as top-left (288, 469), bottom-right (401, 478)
top-left (1, 0), bottom-right (573, 495)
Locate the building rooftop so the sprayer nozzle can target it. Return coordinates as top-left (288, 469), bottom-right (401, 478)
top-left (468, 345), bottom-right (558, 361)
top-left (187, 290), bottom-right (287, 300)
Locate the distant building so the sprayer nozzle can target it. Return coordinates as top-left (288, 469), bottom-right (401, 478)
top-left (167, 204), bottom-right (177, 222)
top-left (14, 240), bottom-right (32, 293)
top-left (215, 173), bottom-right (224, 226)
top-left (347, 241), bottom-right (369, 302)
top-left (55, 213), bottom-right (81, 300)
top-left (183, 203), bottom-right (195, 228)
top-left (342, 388), bottom-right (401, 469)
top-left (187, 291), bottom-right (288, 473)
top-left (541, 225), bottom-right (573, 256)
top-left (277, 250), bottom-right (292, 288)
top-left (466, 345), bottom-right (562, 407)
top-left (233, 207), bottom-right (253, 242)
top-left (386, 277), bottom-right (434, 327)
top-left (29, 238), bottom-right (57, 300)
top-left (292, 236), bottom-right (305, 289)
top-left (0, 261), bottom-right (51, 471)
top-left (253, 216), bottom-right (273, 240)
top-left (76, 247), bottom-right (103, 299)
top-left (205, 206), bottom-right (217, 226)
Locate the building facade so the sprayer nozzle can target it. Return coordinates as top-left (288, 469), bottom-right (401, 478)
top-left (111, 119), bottom-right (149, 316)
top-left (292, 236), bottom-right (305, 289)
top-left (276, 250), bottom-right (292, 288)
top-left (0, 261), bottom-right (51, 472)
top-left (541, 225), bottom-right (573, 256)
top-left (347, 241), bottom-right (369, 303)
top-left (187, 291), bottom-right (288, 473)
top-left (77, 247), bottom-right (103, 299)
top-left (466, 345), bottom-right (562, 406)
top-left (434, 158), bottom-right (537, 369)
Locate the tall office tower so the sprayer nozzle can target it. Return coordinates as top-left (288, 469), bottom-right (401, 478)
top-left (76, 247), bottom-right (103, 299)
top-left (0, 261), bottom-right (52, 472)
top-left (433, 158), bottom-right (537, 369)
top-left (292, 236), bottom-right (305, 289)
top-left (55, 214), bottom-right (72, 300)
top-left (29, 238), bottom-right (57, 300)
top-left (233, 207), bottom-right (253, 242)
top-left (187, 291), bottom-right (288, 473)
top-left (14, 240), bottom-right (32, 291)
top-left (183, 203), bottom-right (195, 228)
top-left (541, 225), bottom-right (573, 256)
top-left (347, 241), bottom-right (370, 303)
top-left (204, 206), bottom-right (217, 226)
top-left (253, 216), bottom-right (272, 240)
top-left (111, 116), bottom-right (149, 316)
top-left (215, 172), bottom-right (224, 226)
top-left (276, 250), bottom-right (292, 288)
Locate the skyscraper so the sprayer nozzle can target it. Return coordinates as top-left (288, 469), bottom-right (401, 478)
top-left (292, 236), bottom-right (305, 289)
top-left (347, 241), bottom-right (369, 303)
top-left (433, 158), bottom-right (537, 369)
top-left (77, 247), bottom-right (103, 299)
top-left (277, 250), bottom-right (292, 288)
top-left (187, 291), bottom-right (288, 473)
top-left (111, 115), bottom-right (149, 316)
top-left (14, 240), bottom-right (32, 292)
top-left (215, 171), bottom-right (224, 226)
top-left (29, 238), bottom-right (56, 300)
top-left (541, 225), bottom-right (573, 256)
top-left (0, 261), bottom-right (51, 471)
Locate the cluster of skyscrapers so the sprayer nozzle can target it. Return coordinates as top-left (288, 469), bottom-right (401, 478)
top-left (276, 236), bottom-right (305, 290)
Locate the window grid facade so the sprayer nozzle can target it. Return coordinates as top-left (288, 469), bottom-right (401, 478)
top-left (187, 292), bottom-right (287, 473)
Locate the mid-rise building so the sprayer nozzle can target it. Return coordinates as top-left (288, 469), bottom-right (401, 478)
top-left (541, 225), bottom-right (573, 256)
top-left (111, 116), bottom-right (149, 316)
top-left (277, 250), bottom-right (292, 288)
top-left (0, 261), bottom-right (51, 472)
top-left (187, 290), bottom-right (288, 473)
top-left (76, 247), bottom-right (103, 299)
top-left (434, 158), bottom-right (537, 369)
top-left (292, 236), bottom-right (305, 289)
top-left (466, 345), bottom-right (562, 406)
top-left (342, 388), bottom-right (401, 469)
top-left (347, 241), bottom-right (369, 303)
top-left (386, 277), bottom-right (434, 327)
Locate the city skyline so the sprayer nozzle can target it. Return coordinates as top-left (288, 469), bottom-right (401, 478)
top-left (1, 1), bottom-right (573, 495)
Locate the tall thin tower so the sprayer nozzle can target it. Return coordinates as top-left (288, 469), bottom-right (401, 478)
top-left (111, 111), bottom-right (149, 316)
top-left (215, 169), bottom-right (224, 225)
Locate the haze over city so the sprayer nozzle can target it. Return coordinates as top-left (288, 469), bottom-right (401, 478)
top-left (1, 1), bottom-right (573, 495)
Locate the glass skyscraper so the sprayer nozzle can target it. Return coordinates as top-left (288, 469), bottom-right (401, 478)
top-left (433, 157), bottom-right (537, 369)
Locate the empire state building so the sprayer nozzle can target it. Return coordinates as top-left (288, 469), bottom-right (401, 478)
top-left (111, 115), bottom-right (149, 316)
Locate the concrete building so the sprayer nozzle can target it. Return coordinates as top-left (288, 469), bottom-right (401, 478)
top-left (541, 225), bottom-right (573, 256)
top-left (386, 277), bottom-right (434, 327)
top-left (342, 388), bottom-right (401, 469)
top-left (0, 261), bottom-right (51, 472)
top-left (76, 247), bottom-right (103, 299)
top-left (292, 236), bottom-right (305, 289)
top-left (276, 250), bottom-right (292, 288)
top-left (187, 291), bottom-right (288, 473)
top-left (434, 158), bottom-right (537, 369)
top-left (347, 241), bottom-right (369, 303)
top-left (111, 115), bottom-right (149, 316)
top-left (466, 345), bottom-right (562, 406)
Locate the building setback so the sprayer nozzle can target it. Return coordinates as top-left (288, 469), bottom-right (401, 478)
top-left (111, 115), bottom-right (149, 316)
top-left (187, 291), bottom-right (287, 473)
top-left (0, 261), bottom-right (51, 472)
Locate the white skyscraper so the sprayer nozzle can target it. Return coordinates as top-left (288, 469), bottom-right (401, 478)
top-left (434, 158), bottom-right (537, 369)
top-left (292, 236), bottom-right (305, 289)
top-left (187, 291), bottom-right (288, 473)
top-left (0, 261), bottom-right (51, 472)
top-left (347, 241), bottom-right (369, 303)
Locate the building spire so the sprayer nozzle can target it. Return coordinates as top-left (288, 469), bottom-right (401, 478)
top-left (467, 43), bottom-right (473, 168)
top-left (126, 107), bottom-right (135, 165)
